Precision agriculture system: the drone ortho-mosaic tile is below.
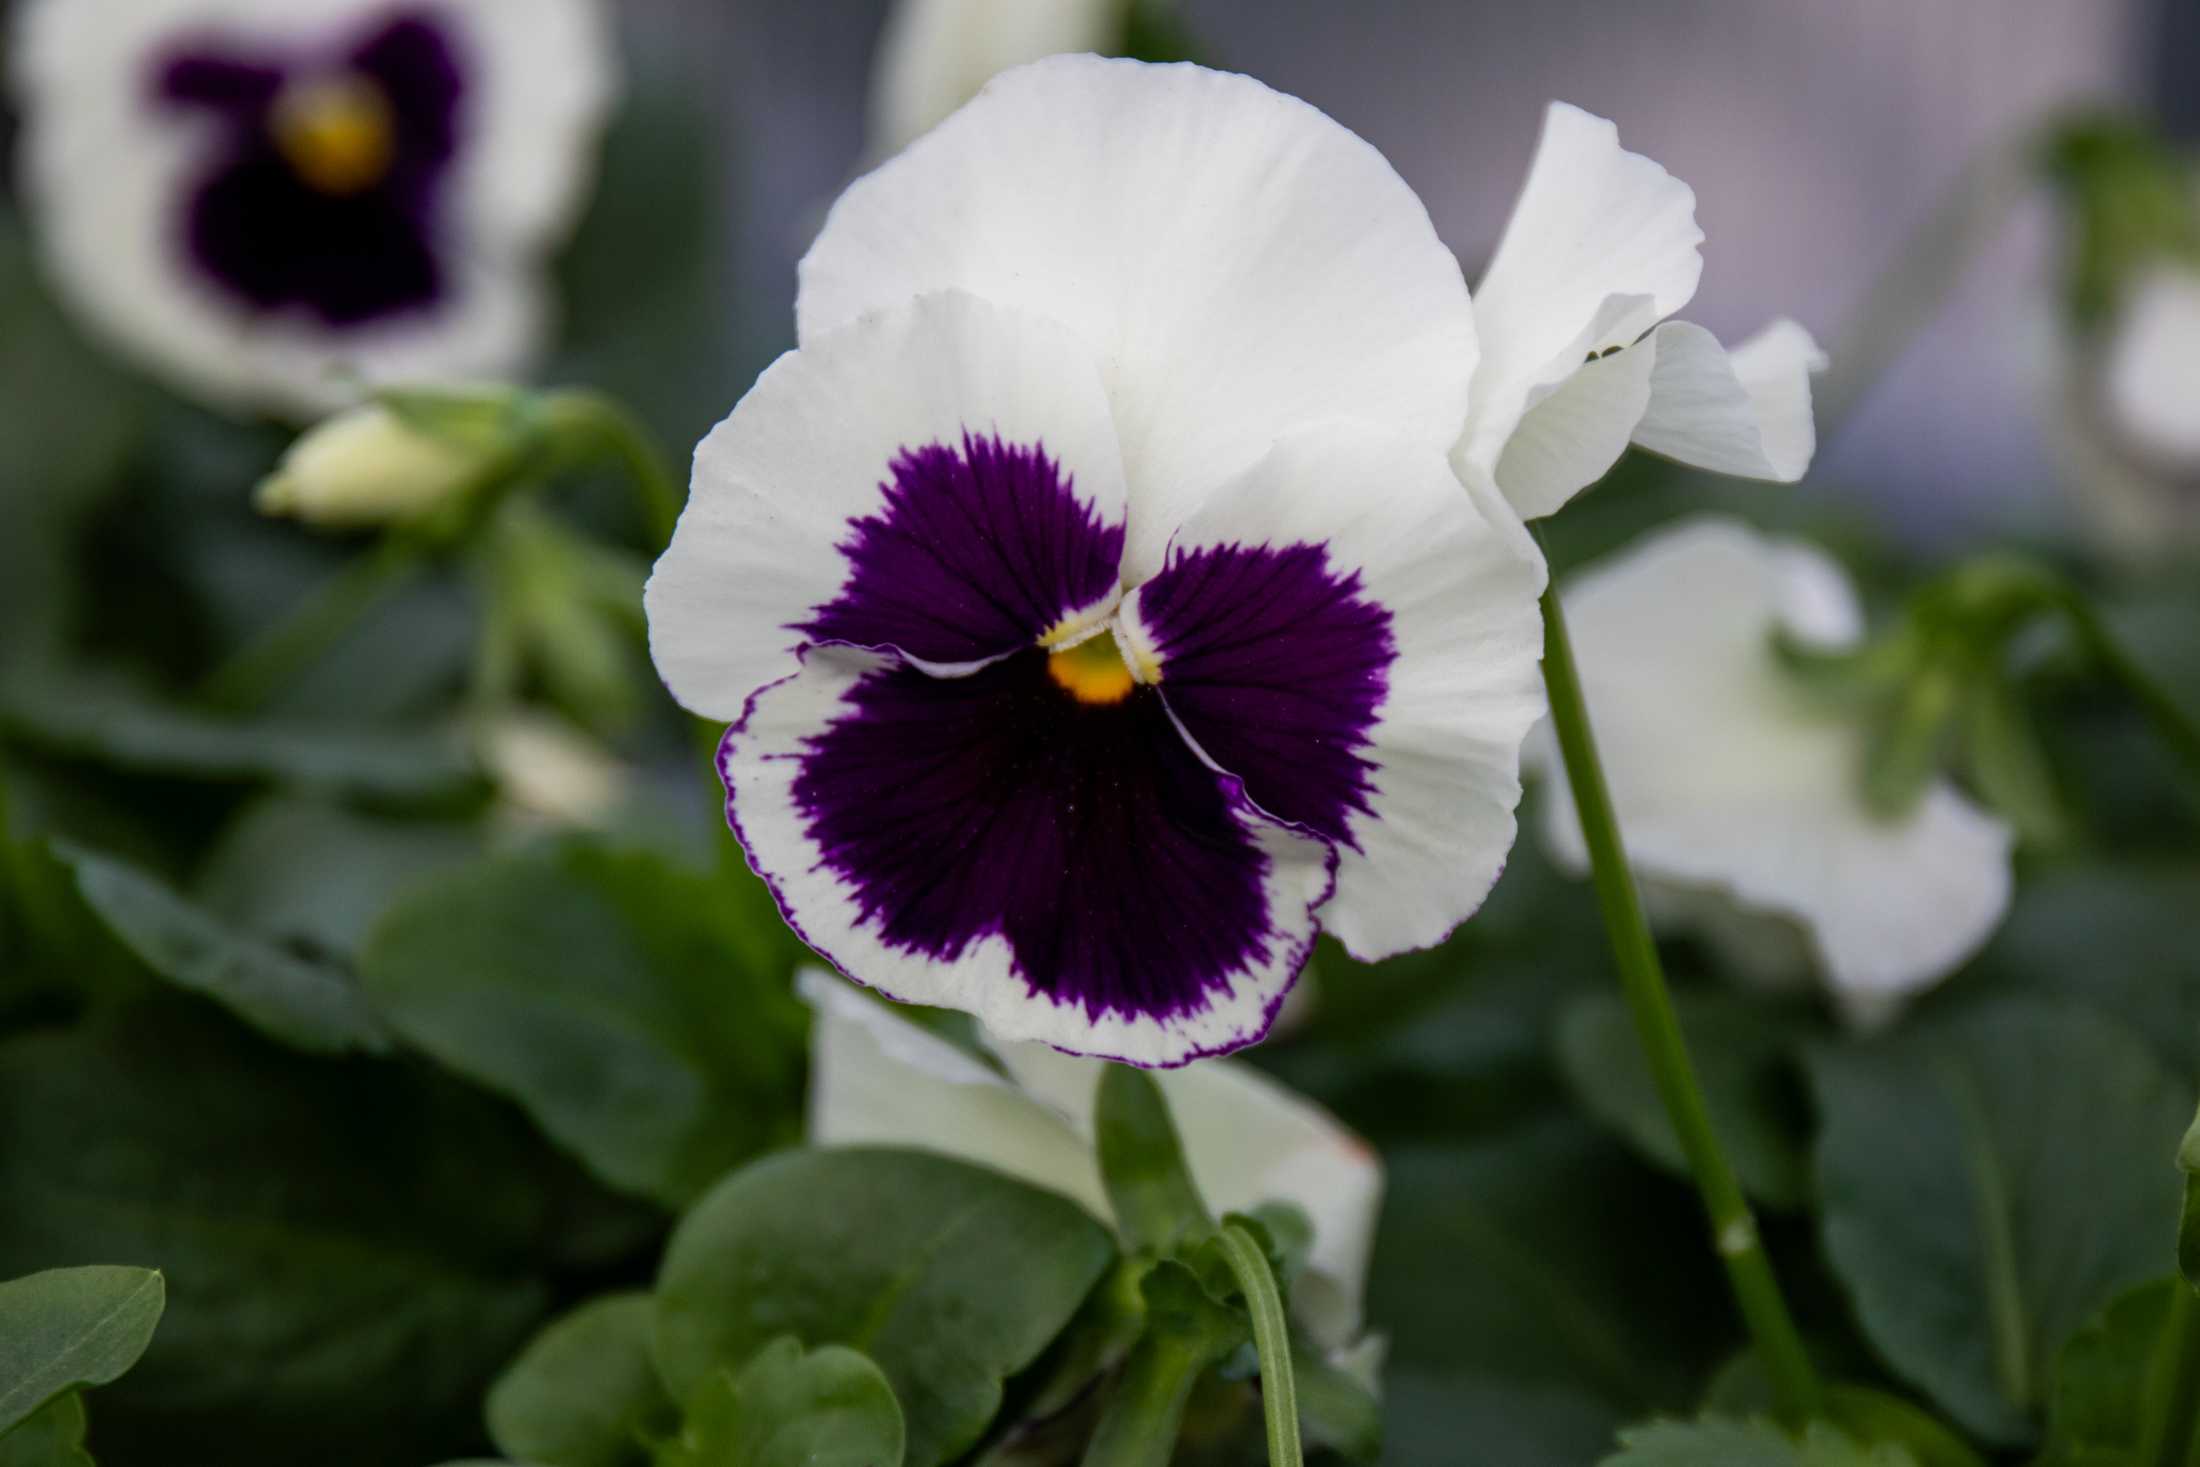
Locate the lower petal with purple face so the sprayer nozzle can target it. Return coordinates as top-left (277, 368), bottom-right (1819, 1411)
top-left (720, 646), bottom-right (1334, 1066)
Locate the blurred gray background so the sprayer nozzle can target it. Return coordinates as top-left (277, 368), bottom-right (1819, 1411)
top-left (626, 0), bottom-right (2194, 544)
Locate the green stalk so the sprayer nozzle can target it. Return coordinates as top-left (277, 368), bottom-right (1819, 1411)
top-left (2054, 589), bottom-right (2200, 792)
top-left (2140, 1283), bottom-right (2200, 1467)
top-left (1539, 581), bottom-right (1823, 1423)
top-left (198, 534), bottom-right (426, 713)
top-left (1213, 1222), bottom-right (1303, 1467)
top-left (1079, 1334), bottom-right (1209, 1467)
top-left (542, 391), bottom-right (685, 548)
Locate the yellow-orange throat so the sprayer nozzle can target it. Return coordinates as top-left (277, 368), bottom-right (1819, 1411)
top-left (273, 75), bottom-right (398, 195)
top-left (1047, 629), bottom-right (1136, 705)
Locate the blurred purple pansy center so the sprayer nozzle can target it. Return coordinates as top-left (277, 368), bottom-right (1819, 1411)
top-left (730, 430), bottom-right (1397, 1031)
top-left (151, 7), bottom-right (468, 327)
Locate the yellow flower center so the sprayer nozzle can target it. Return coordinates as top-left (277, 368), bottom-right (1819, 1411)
top-left (272, 75), bottom-right (397, 196)
top-left (1046, 629), bottom-right (1136, 705)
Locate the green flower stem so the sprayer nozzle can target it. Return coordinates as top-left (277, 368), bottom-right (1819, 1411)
top-left (2141, 1282), bottom-right (2200, 1467)
top-left (1079, 1333), bottom-right (1209, 1467)
top-left (1213, 1222), bottom-right (1303, 1467)
top-left (541, 391), bottom-right (685, 549)
top-left (198, 534), bottom-right (427, 713)
top-left (1539, 581), bottom-right (1823, 1424)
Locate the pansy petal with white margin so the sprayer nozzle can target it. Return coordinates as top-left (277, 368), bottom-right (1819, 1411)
top-left (11, 0), bottom-right (616, 419)
top-left (647, 291), bottom-right (1131, 717)
top-left (1535, 517), bottom-right (2014, 1026)
top-left (1456, 101), bottom-right (1825, 518)
top-left (723, 643), bottom-right (1337, 1067)
top-left (801, 972), bottom-right (1382, 1348)
top-left (1117, 425), bottom-right (1547, 958)
top-left (800, 54), bottom-right (1480, 583)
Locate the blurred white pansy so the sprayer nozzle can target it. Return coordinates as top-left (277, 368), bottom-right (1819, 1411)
top-left (2061, 264), bottom-right (2200, 558)
top-left (868, 0), bottom-right (1121, 158)
top-left (801, 970), bottom-right (1382, 1349)
top-left (1456, 103), bottom-right (1828, 519)
top-left (478, 712), bottom-right (628, 830)
top-left (1534, 517), bottom-right (2014, 1026)
top-left (11, 0), bottom-right (617, 419)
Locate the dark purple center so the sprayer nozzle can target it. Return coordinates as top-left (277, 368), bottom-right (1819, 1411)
top-left (1136, 542), bottom-right (1395, 849)
top-left (731, 432), bottom-right (1404, 1030)
top-left (798, 432), bottom-right (1125, 666)
top-left (152, 9), bottom-right (468, 328)
top-left (790, 651), bottom-right (1285, 1023)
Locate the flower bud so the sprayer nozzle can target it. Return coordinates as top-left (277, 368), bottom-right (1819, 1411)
top-left (256, 400), bottom-right (503, 529)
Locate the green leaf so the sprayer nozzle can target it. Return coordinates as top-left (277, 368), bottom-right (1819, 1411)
top-left (194, 797), bottom-right (480, 960)
top-left (0, 998), bottom-right (633, 1466)
top-left (2183, 1108), bottom-right (2200, 1294)
top-left (0, 1393), bottom-right (95, 1467)
top-left (1556, 990), bottom-right (1815, 1210)
top-left (1369, 1117), bottom-right (1736, 1466)
top-left (0, 1266), bottom-right (164, 1435)
top-left (1959, 674), bottom-right (2068, 851)
top-left (0, 668), bottom-right (477, 803)
top-left (658, 1337), bottom-right (905, 1467)
top-left (361, 839), bottom-right (806, 1207)
top-left (653, 1148), bottom-right (1116, 1467)
top-left (1601, 1417), bottom-right (1919, 1466)
top-left (1806, 998), bottom-right (2189, 1444)
top-left (1094, 1066), bottom-right (1212, 1255)
top-left (488, 1293), bottom-right (674, 1467)
top-left (2037, 1277), bottom-right (2179, 1464)
top-left (56, 842), bottom-right (391, 1055)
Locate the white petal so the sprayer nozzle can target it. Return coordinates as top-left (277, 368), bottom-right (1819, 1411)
top-left (799, 969), bottom-right (1110, 1210)
top-left (645, 291), bottom-right (1129, 721)
top-left (1538, 518), bottom-right (2013, 1015)
top-left (800, 55), bottom-right (1478, 582)
top-left (721, 646), bottom-right (1337, 1068)
top-left (1459, 102), bottom-right (1703, 499)
top-left (988, 1038), bottom-right (1383, 1348)
top-left (866, 0), bottom-right (1119, 160)
top-left (1489, 337), bottom-right (1659, 520)
top-left (2103, 266), bottom-right (2200, 469)
top-left (10, 0), bottom-right (614, 419)
top-left (1118, 425), bottom-right (1548, 959)
top-left (799, 971), bottom-right (1383, 1343)
top-left (1630, 319), bottom-right (1827, 482)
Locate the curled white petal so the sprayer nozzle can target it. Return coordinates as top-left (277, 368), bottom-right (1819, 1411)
top-left (1631, 318), bottom-right (1827, 483)
top-left (801, 55), bottom-right (1478, 581)
top-left (866, 0), bottom-right (1119, 159)
top-left (1459, 101), bottom-right (1703, 502)
top-left (1536, 517), bottom-right (2014, 1019)
top-left (802, 970), bottom-right (1383, 1345)
top-left (1490, 338), bottom-right (1659, 520)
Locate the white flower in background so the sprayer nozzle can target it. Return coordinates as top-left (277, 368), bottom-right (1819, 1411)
top-left (2061, 264), bottom-right (2200, 558)
top-left (868, 0), bottom-right (1122, 159)
top-left (11, 0), bottom-right (617, 419)
top-left (1456, 103), bottom-right (1829, 519)
top-left (649, 58), bottom-right (1545, 1067)
top-left (255, 396), bottom-right (498, 526)
top-left (801, 971), bottom-right (1382, 1350)
top-left (478, 711), bottom-right (628, 830)
top-left (1533, 517), bottom-right (2014, 1027)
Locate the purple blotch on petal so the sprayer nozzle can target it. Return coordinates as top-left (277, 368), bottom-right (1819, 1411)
top-left (788, 650), bottom-right (1284, 1026)
top-left (1135, 541), bottom-right (1396, 849)
top-left (797, 431), bottom-right (1126, 665)
top-left (152, 10), bottom-right (468, 327)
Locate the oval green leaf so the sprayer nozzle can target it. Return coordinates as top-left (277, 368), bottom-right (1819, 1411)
top-left (0, 1267), bottom-right (164, 1436)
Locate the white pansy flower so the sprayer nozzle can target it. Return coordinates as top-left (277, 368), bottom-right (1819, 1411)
top-left (1456, 103), bottom-right (1828, 519)
top-left (801, 970), bottom-right (1383, 1350)
top-left (1533, 517), bottom-right (2015, 1027)
top-left (2060, 263), bottom-right (2200, 560)
top-left (2102, 266), bottom-right (2200, 468)
top-left (11, 0), bottom-right (617, 419)
top-left (868, 0), bottom-right (1121, 159)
